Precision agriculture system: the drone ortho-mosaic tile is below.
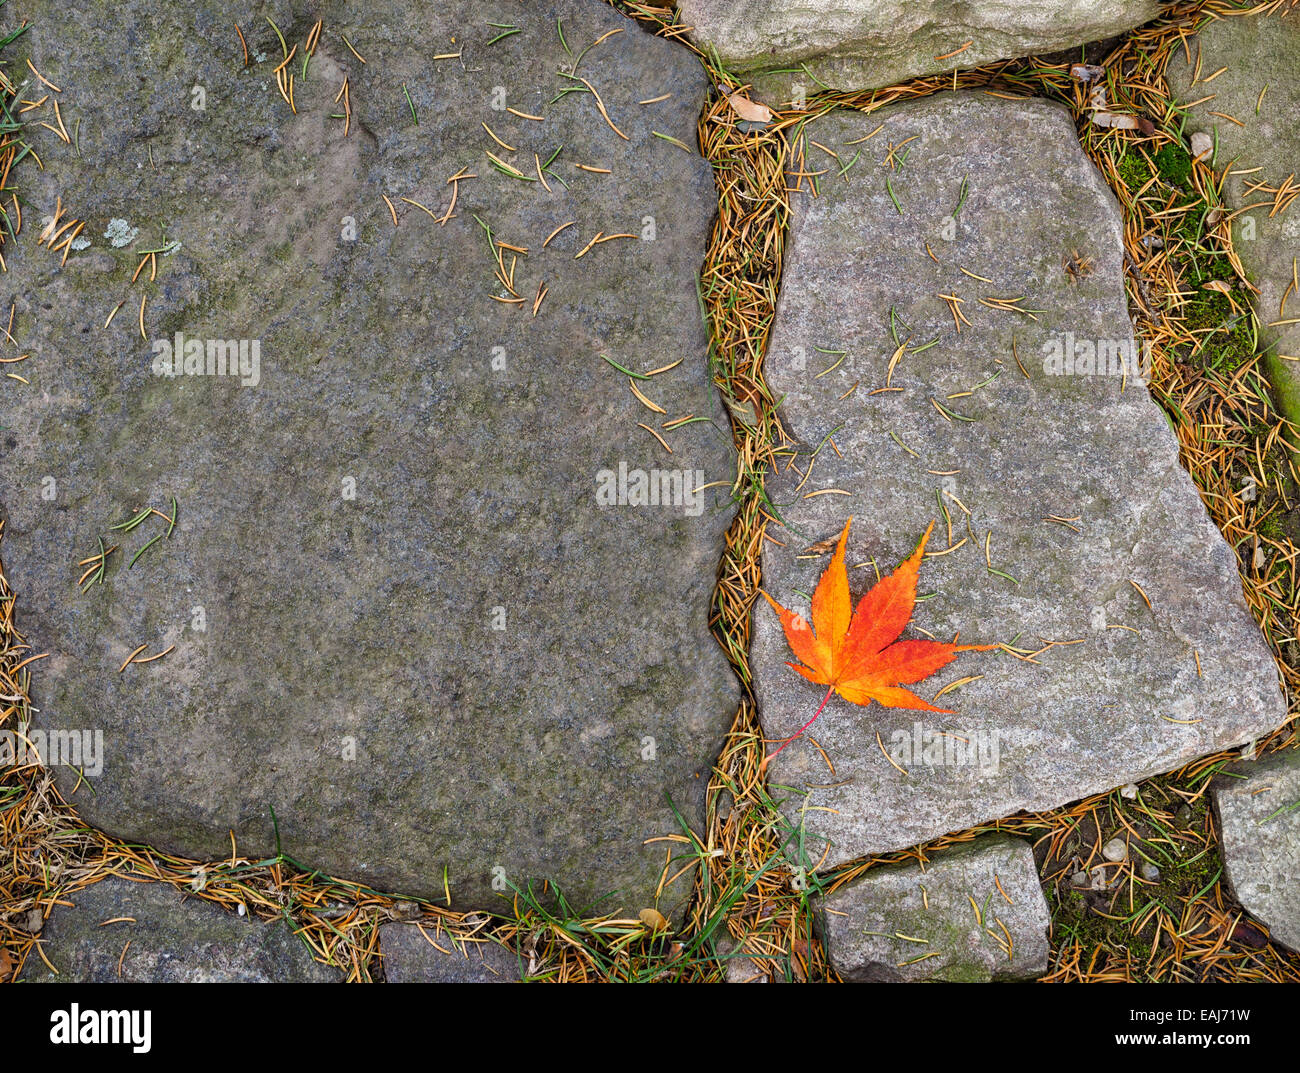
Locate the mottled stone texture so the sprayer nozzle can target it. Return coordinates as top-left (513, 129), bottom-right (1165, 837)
top-left (1213, 749), bottom-right (1300, 953)
top-left (820, 836), bottom-right (1049, 981)
top-left (379, 923), bottom-right (519, 982)
top-left (1167, 9), bottom-right (1300, 425)
top-left (677, 0), bottom-right (1159, 99)
top-left (19, 878), bottom-right (338, 982)
top-left (756, 95), bottom-right (1286, 871)
top-left (0, 0), bottom-right (737, 914)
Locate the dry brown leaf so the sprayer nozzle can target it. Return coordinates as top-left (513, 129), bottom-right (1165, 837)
top-left (728, 92), bottom-right (772, 124)
top-left (638, 907), bottom-right (669, 932)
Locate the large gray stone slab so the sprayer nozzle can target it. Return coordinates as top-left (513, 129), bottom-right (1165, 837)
top-left (820, 835), bottom-right (1049, 981)
top-left (379, 923), bottom-right (519, 982)
top-left (19, 877), bottom-right (338, 982)
top-left (1213, 748), bottom-right (1300, 953)
top-left (677, 0), bottom-right (1159, 100)
top-left (0, 0), bottom-right (736, 914)
top-left (1167, 8), bottom-right (1300, 423)
top-left (757, 94), bottom-right (1286, 870)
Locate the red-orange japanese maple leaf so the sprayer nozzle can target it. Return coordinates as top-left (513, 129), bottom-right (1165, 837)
top-left (761, 517), bottom-right (992, 761)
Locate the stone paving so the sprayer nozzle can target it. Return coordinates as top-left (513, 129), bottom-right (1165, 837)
top-left (2, 0), bottom-right (1297, 983)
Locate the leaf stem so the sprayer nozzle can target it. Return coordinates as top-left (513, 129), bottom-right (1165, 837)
top-left (765, 684), bottom-right (835, 764)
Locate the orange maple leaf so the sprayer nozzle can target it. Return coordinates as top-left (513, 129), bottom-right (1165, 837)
top-left (761, 517), bottom-right (993, 760)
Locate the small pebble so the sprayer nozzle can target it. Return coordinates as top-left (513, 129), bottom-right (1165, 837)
top-left (1141, 863), bottom-right (1160, 881)
top-left (1120, 783), bottom-right (1138, 800)
top-left (1175, 805), bottom-right (1193, 826)
top-left (716, 790), bottom-right (734, 824)
top-left (1071, 870), bottom-right (1088, 887)
top-left (1102, 838), bottom-right (1128, 862)
top-left (1190, 130), bottom-right (1213, 161)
